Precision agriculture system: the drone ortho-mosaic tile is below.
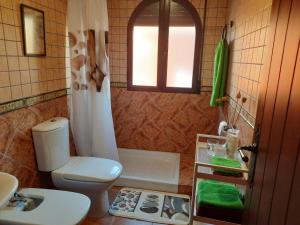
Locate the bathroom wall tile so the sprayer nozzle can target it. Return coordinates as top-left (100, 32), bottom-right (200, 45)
top-left (3, 24), bottom-right (16, 41)
top-left (0, 154), bottom-right (18, 176)
top-left (0, 0), bottom-right (69, 104)
top-left (0, 56), bottom-right (8, 71)
top-left (1, 7), bottom-right (14, 25)
top-left (0, 24), bottom-right (4, 40)
top-left (0, 39), bottom-right (6, 55)
top-left (20, 70), bottom-right (30, 84)
top-left (0, 118), bottom-right (16, 154)
top-left (5, 40), bottom-right (18, 56)
top-left (9, 70), bottom-right (20, 85)
top-left (111, 87), bottom-right (219, 185)
top-left (6, 130), bottom-right (37, 170)
top-left (21, 84), bottom-right (31, 97)
top-left (0, 0), bottom-right (13, 9)
top-left (0, 71), bottom-right (10, 87)
top-left (11, 85), bottom-right (22, 100)
top-left (0, 86), bottom-right (11, 102)
top-left (7, 56), bottom-right (19, 71)
top-left (226, 0), bottom-right (272, 120)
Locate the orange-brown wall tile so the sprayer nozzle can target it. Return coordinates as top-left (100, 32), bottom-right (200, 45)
top-left (112, 88), bottom-right (219, 154)
top-left (0, 0), bottom-right (71, 103)
top-left (111, 87), bottom-right (220, 188)
top-left (0, 96), bottom-right (76, 188)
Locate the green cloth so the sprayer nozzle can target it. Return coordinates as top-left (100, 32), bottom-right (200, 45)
top-left (210, 39), bottom-right (229, 106)
top-left (197, 180), bottom-right (243, 210)
top-left (210, 156), bottom-right (242, 175)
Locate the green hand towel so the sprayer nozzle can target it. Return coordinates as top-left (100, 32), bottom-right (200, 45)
top-left (210, 39), bottom-right (229, 106)
top-left (210, 156), bottom-right (242, 175)
top-left (197, 180), bottom-right (243, 210)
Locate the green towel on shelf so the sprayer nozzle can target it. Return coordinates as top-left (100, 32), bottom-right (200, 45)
top-left (210, 39), bottom-right (229, 106)
top-left (197, 180), bottom-right (243, 210)
top-left (210, 156), bottom-right (242, 175)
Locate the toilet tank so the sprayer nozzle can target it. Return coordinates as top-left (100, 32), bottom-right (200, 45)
top-left (32, 117), bottom-right (70, 172)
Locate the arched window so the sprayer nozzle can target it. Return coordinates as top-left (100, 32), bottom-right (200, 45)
top-left (128, 0), bottom-right (203, 93)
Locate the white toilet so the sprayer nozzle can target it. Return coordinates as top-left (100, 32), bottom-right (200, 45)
top-left (32, 117), bottom-right (122, 217)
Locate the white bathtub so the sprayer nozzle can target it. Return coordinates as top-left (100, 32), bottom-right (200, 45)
top-left (115, 148), bottom-right (180, 193)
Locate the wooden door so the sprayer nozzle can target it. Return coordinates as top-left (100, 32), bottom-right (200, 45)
top-left (243, 0), bottom-right (300, 224)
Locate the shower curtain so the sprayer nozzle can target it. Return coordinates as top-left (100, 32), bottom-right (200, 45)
top-left (68, 0), bottom-right (119, 161)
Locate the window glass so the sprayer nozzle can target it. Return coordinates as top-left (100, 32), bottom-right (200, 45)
top-left (166, 0), bottom-right (196, 88)
top-left (132, 2), bottom-right (159, 86)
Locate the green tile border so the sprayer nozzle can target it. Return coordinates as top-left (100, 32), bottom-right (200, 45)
top-left (111, 82), bottom-right (127, 88)
top-left (228, 96), bottom-right (255, 129)
top-left (0, 83), bottom-right (212, 115)
top-left (0, 89), bottom-right (68, 115)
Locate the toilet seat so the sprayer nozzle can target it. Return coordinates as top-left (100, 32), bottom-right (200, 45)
top-left (53, 156), bottom-right (122, 183)
top-left (0, 188), bottom-right (90, 225)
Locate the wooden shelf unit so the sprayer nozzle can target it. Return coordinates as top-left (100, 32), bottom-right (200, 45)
top-left (190, 134), bottom-right (249, 225)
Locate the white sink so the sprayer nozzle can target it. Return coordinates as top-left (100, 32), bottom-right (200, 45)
top-left (0, 172), bottom-right (18, 208)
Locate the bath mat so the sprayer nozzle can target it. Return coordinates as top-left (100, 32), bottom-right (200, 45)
top-left (109, 188), bottom-right (190, 225)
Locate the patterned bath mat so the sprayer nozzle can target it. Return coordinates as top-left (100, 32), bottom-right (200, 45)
top-left (109, 188), bottom-right (190, 225)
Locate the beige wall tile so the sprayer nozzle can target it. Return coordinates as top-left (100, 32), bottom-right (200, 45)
top-left (0, 71), bottom-right (10, 87)
top-left (0, 24), bottom-right (4, 39)
top-left (9, 70), bottom-right (20, 85)
top-left (31, 82), bottom-right (41, 95)
top-left (5, 40), bottom-right (17, 56)
top-left (30, 70), bottom-right (39, 82)
top-left (3, 24), bottom-right (16, 40)
top-left (226, 0), bottom-right (272, 119)
top-left (7, 56), bottom-right (19, 71)
top-left (19, 57), bottom-right (29, 70)
top-left (1, 7), bottom-right (15, 25)
top-left (0, 56), bottom-right (8, 71)
top-left (11, 85), bottom-right (22, 100)
top-left (0, 0), bottom-right (69, 103)
top-left (21, 83), bottom-right (31, 97)
top-left (20, 70), bottom-right (30, 84)
top-left (0, 39), bottom-right (6, 55)
top-left (0, 0), bottom-right (13, 9)
top-left (0, 86), bottom-right (11, 103)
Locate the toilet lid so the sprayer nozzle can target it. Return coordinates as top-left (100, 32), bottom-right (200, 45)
top-left (55, 157), bottom-right (122, 183)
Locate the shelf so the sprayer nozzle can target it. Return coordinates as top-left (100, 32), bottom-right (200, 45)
top-left (193, 215), bottom-right (241, 225)
top-left (195, 141), bottom-right (249, 185)
top-left (196, 167), bottom-right (248, 185)
top-left (196, 142), bottom-right (249, 174)
top-left (192, 183), bottom-right (242, 225)
top-left (191, 134), bottom-right (250, 225)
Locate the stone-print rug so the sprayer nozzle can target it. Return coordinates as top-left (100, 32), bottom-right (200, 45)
top-left (109, 188), bottom-right (190, 225)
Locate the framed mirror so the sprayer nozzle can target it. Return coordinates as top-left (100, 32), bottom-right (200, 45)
top-left (20, 4), bottom-right (46, 56)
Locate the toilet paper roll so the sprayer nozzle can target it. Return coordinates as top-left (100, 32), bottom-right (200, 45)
top-left (218, 121), bottom-right (228, 136)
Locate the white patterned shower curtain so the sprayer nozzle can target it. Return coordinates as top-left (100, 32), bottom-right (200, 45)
top-left (68, 0), bottom-right (119, 161)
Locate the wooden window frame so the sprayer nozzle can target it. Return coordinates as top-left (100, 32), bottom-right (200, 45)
top-left (127, 0), bottom-right (203, 93)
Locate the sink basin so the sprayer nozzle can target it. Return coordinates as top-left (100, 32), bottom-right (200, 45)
top-left (0, 172), bottom-right (18, 208)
